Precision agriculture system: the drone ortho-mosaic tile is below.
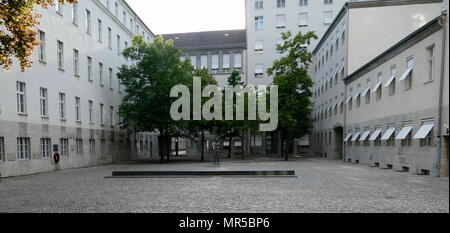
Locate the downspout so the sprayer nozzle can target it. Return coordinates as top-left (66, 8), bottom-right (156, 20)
top-left (435, 14), bottom-right (447, 177)
top-left (342, 4), bottom-right (349, 162)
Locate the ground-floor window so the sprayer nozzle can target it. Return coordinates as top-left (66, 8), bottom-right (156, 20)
top-left (76, 139), bottom-right (83, 156)
top-left (17, 137), bottom-right (30, 160)
top-left (89, 139), bottom-right (95, 155)
top-left (60, 139), bottom-right (69, 157)
top-left (0, 137), bottom-right (5, 161)
top-left (100, 140), bottom-right (106, 154)
top-left (420, 130), bottom-right (433, 147)
top-left (40, 138), bottom-right (51, 158)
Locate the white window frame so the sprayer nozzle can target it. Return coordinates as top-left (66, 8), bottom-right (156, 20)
top-left (38, 30), bottom-right (46, 62)
top-left (17, 138), bottom-right (30, 160)
top-left (40, 87), bottom-right (48, 117)
top-left (59, 92), bottom-right (66, 120)
top-left (16, 81), bottom-right (27, 114)
top-left (72, 3), bottom-right (78, 25)
top-left (299, 13), bottom-right (308, 27)
top-left (86, 10), bottom-right (91, 34)
top-left (60, 139), bottom-right (69, 157)
top-left (73, 49), bottom-right (79, 76)
top-left (89, 100), bottom-right (94, 124)
top-left (75, 97), bottom-right (81, 122)
top-left (57, 40), bottom-right (64, 70)
top-left (40, 138), bottom-right (51, 159)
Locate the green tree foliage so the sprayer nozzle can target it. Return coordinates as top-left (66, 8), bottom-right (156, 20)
top-left (0, 0), bottom-right (76, 71)
top-left (267, 31), bottom-right (317, 161)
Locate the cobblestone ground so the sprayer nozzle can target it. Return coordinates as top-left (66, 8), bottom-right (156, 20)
top-left (0, 158), bottom-right (448, 213)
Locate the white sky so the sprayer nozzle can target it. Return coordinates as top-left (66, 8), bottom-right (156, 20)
top-left (125, 0), bottom-right (246, 35)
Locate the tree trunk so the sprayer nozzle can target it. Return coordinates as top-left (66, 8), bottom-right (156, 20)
top-left (241, 135), bottom-right (245, 160)
top-left (284, 138), bottom-right (289, 161)
top-left (158, 134), bottom-right (165, 163)
top-left (228, 134), bottom-right (232, 159)
top-left (175, 138), bottom-right (179, 157)
top-left (201, 130), bottom-right (205, 162)
top-left (166, 136), bottom-right (170, 161)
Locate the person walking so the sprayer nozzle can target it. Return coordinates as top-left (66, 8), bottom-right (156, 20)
top-left (212, 138), bottom-right (221, 166)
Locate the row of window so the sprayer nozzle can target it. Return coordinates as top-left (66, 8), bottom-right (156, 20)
top-left (37, 30), bottom-right (123, 92)
top-left (314, 29), bottom-right (346, 74)
top-left (15, 81), bottom-right (118, 127)
top-left (181, 53), bottom-right (243, 74)
top-left (254, 10), bottom-right (333, 30)
top-left (255, 0), bottom-right (333, 10)
top-left (0, 137), bottom-right (122, 161)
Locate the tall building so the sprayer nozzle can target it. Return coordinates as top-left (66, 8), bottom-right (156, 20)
top-left (0, 0), bottom-right (155, 177)
top-left (310, 0), bottom-right (444, 161)
top-left (245, 0), bottom-right (350, 85)
top-left (162, 30), bottom-right (247, 87)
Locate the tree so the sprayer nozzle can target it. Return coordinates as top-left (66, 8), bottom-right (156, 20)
top-left (118, 36), bottom-right (192, 162)
top-left (267, 31), bottom-right (317, 161)
top-left (0, 0), bottom-right (76, 71)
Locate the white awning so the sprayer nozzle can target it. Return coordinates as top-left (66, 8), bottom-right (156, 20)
top-left (372, 82), bottom-right (382, 93)
top-left (381, 128), bottom-right (395, 140)
top-left (351, 132), bottom-right (361, 141)
top-left (369, 129), bottom-right (382, 141)
top-left (344, 133), bottom-right (353, 142)
top-left (362, 87), bottom-right (371, 97)
top-left (399, 67), bottom-right (413, 81)
top-left (413, 124), bottom-right (434, 139)
top-left (338, 99), bottom-right (343, 105)
top-left (395, 126), bottom-right (413, 140)
top-left (346, 96), bottom-right (352, 104)
top-left (353, 92), bottom-right (361, 99)
top-left (332, 103), bottom-right (337, 109)
top-left (359, 131), bottom-right (371, 141)
top-left (384, 75), bottom-right (396, 88)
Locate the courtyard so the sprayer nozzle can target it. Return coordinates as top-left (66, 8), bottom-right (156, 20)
top-left (0, 158), bottom-right (448, 213)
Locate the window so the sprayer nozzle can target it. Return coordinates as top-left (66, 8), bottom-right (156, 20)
top-left (323, 11), bottom-right (333, 25)
top-left (57, 40), bottom-right (64, 69)
top-left (211, 55), bottom-right (219, 74)
top-left (87, 56), bottom-right (92, 81)
top-left (17, 138), bottom-right (30, 160)
top-left (335, 38), bottom-right (339, 52)
top-left (89, 100), bottom-right (94, 124)
top-left (98, 19), bottom-right (103, 42)
top-left (200, 55), bottom-right (208, 69)
top-left (89, 139), bottom-right (95, 155)
top-left (40, 88), bottom-right (48, 117)
top-left (255, 40), bottom-right (264, 53)
top-left (99, 63), bottom-right (104, 86)
top-left (117, 35), bottom-right (121, 55)
top-left (101, 140), bottom-right (106, 154)
top-left (276, 14), bottom-right (286, 28)
top-left (16, 81), bottom-right (26, 114)
top-left (72, 3), bottom-right (78, 25)
top-left (110, 106), bottom-right (115, 127)
top-left (86, 10), bottom-right (91, 34)
top-left (398, 123), bottom-right (413, 147)
top-left (55, 1), bottom-right (63, 15)
top-left (108, 28), bottom-right (112, 49)
top-left (276, 39), bottom-right (284, 53)
top-left (122, 11), bottom-right (127, 25)
top-left (277, 0), bottom-right (285, 8)
top-left (404, 57), bottom-right (414, 89)
top-left (299, 0), bottom-right (308, 6)
top-left (118, 79), bottom-right (123, 93)
top-left (255, 0), bottom-right (264, 9)
top-left (60, 139), bottom-right (69, 157)
top-left (223, 54), bottom-right (231, 73)
top-left (375, 73), bottom-right (382, 100)
top-left (59, 93), bottom-right (66, 120)
top-left (255, 16), bottom-right (264, 30)
top-left (40, 138), bottom-right (51, 158)
top-left (234, 53), bottom-right (242, 70)
top-left (115, 2), bottom-right (119, 17)
top-left (415, 121), bottom-right (434, 147)
top-left (341, 30), bottom-right (346, 45)
top-left (76, 139), bottom-right (83, 156)
top-left (75, 97), bottom-right (81, 122)
top-left (38, 30), bottom-right (46, 61)
top-left (73, 49), bottom-right (79, 76)
top-left (189, 56), bottom-right (197, 69)
top-left (324, 0), bottom-right (333, 4)
top-left (109, 68), bottom-right (114, 89)
top-left (299, 13), bottom-right (308, 27)
top-left (427, 45), bottom-right (435, 82)
top-left (255, 64), bottom-right (264, 77)
top-left (0, 137), bottom-right (4, 161)
top-left (100, 103), bottom-right (105, 125)
top-left (387, 65), bottom-right (396, 96)
top-left (364, 80), bottom-right (371, 104)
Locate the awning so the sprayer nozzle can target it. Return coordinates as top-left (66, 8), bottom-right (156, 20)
top-left (362, 87), bottom-right (371, 97)
top-left (338, 99), bottom-right (343, 105)
top-left (332, 103), bottom-right (337, 109)
top-left (372, 82), bottom-right (382, 93)
top-left (395, 126), bottom-right (413, 140)
top-left (369, 129), bottom-right (382, 141)
top-left (346, 96), bottom-right (352, 104)
top-left (399, 67), bottom-right (413, 81)
top-left (413, 124), bottom-right (434, 139)
top-left (351, 132), bottom-right (361, 141)
top-left (353, 92), bottom-right (361, 99)
top-left (344, 133), bottom-right (353, 142)
top-left (326, 106), bottom-right (331, 112)
top-left (381, 128), bottom-right (395, 140)
top-left (384, 75), bottom-right (396, 88)
top-left (359, 130), bottom-right (371, 141)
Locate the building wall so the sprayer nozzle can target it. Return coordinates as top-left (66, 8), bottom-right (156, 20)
top-left (0, 0), bottom-right (154, 177)
top-left (310, 0), bottom-right (443, 160)
top-left (345, 20), bottom-right (447, 176)
top-left (245, 0), bottom-right (349, 86)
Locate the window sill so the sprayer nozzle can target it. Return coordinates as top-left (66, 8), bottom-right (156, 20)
top-left (74, 74), bottom-right (80, 78)
top-left (18, 113), bottom-right (28, 117)
top-left (58, 68), bottom-right (65, 72)
top-left (76, 121), bottom-right (82, 124)
top-left (41, 116), bottom-right (49, 119)
top-left (60, 119), bottom-right (67, 122)
top-left (423, 80), bottom-right (434, 85)
top-left (404, 87), bottom-right (412, 92)
top-left (38, 60), bottom-right (47, 65)
top-left (110, 88), bottom-right (114, 91)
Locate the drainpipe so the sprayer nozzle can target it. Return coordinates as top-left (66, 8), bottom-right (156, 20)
top-left (342, 4), bottom-right (349, 162)
top-left (435, 14), bottom-right (447, 177)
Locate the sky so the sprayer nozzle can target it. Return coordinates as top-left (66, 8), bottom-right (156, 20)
top-left (125, 0), bottom-right (246, 35)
